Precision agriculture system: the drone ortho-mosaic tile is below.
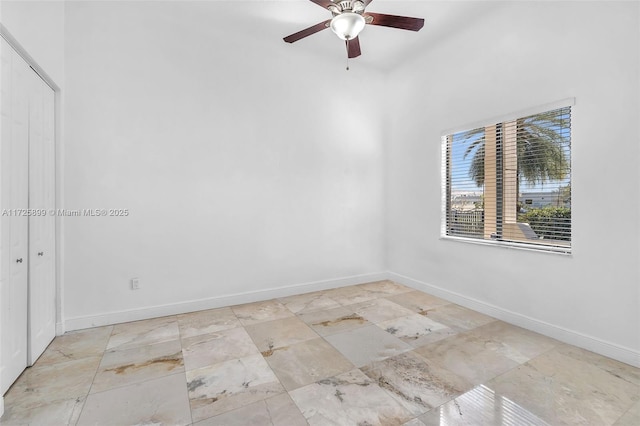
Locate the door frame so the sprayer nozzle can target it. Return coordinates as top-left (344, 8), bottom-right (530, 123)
top-left (0, 24), bottom-right (63, 414)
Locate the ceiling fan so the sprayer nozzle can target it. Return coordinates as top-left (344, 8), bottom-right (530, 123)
top-left (283, 0), bottom-right (424, 63)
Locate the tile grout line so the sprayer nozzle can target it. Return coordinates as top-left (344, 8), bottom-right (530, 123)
top-left (612, 400), bottom-right (637, 425)
top-left (176, 314), bottom-right (196, 426)
top-left (73, 325), bottom-right (117, 425)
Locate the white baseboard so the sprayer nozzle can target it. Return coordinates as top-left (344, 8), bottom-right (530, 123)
top-left (55, 322), bottom-right (65, 336)
top-left (63, 272), bottom-right (390, 332)
top-left (61, 269), bottom-right (639, 368)
top-left (388, 272), bottom-right (640, 368)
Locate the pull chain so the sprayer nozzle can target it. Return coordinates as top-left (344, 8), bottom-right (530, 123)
top-left (346, 39), bottom-right (350, 71)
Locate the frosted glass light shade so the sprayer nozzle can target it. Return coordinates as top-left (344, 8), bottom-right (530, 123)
top-left (330, 12), bottom-right (366, 40)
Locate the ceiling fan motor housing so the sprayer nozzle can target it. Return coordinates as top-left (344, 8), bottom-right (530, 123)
top-left (330, 1), bottom-right (366, 16)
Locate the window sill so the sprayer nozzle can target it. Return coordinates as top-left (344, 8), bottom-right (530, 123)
top-left (440, 235), bottom-right (572, 256)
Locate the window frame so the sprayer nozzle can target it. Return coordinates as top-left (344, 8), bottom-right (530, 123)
top-left (440, 98), bottom-right (575, 255)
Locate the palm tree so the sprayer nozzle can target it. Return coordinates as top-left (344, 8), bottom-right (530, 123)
top-left (459, 108), bottom-right (570, 214)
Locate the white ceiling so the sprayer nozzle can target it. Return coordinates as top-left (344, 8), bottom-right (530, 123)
top-left (202, 0), bottom-right (507, 73)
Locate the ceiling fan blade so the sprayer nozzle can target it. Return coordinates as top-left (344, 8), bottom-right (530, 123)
top-left (365, 12), bottom-right (424, 31)
top-left (308, 0), bottom-right (335, 9)
top-left (283, 20), bottom-right (331, 43)
top-left (346, 37), bottom-right (361, 58)
top-left (363, 0), bottom-right (374, 6)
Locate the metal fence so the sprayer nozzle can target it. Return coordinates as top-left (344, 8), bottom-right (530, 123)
top-left (449, 209), bottom-right (484, 237)
top-left (449, 209), bottom-right (572, 242)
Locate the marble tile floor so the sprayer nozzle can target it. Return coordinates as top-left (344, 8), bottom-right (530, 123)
top-left (1, 280), bottom-right (638, 425)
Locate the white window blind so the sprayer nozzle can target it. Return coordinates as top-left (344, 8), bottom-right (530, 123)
top-left (442, 105), bottom-right (572, 254)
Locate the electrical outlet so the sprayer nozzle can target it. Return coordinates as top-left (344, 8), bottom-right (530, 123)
top-left (131, 278), bottom-right (140, 290)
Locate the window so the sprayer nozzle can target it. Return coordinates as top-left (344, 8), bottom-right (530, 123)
top-left (442, 103), bottom-right (572, 254)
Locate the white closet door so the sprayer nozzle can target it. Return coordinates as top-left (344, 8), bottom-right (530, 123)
top-left (0, 37), bottom-right (30, 394)
top-left (27, 69), bottom-right (56, 364)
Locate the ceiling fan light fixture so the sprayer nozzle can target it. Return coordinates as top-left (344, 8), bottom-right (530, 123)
top-left (330, 12), bottom-right (365, 41)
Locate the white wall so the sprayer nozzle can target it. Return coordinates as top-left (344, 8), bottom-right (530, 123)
top-left (0, 0), bottom-right (64, 88)
top-left (386, 1), bottom-right (640, 365)
top-left (63, 1), bottom-right (386, 325)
